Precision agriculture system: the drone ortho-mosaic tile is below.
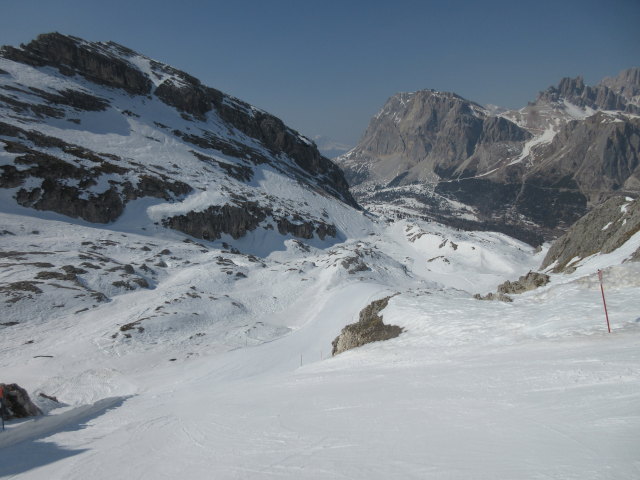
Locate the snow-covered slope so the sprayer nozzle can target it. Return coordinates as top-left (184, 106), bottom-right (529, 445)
top-left (0, 33), bottom-right (359, 249)
top-left (1, 200), bottom-right (639, 478)
top-left (1, 35), bottom-right (639, 480)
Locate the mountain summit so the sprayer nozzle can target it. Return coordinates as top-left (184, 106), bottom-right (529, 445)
top-left (338, 69), bottom-right (640, 242)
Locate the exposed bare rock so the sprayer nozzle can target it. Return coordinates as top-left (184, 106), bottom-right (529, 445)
top-left (152, 60), bottom-right (356, 208)
top-left (162, 202), bottom-right (338, 242)
top-left (0, 122), bottom-right (191, 223)
top-left (0, 383), bottom-right (42, 419)
top-left (0, 32), bottom-right (358, 240)
top-left (600, 67), bottom-right (640, 104)
top-left (340, 256), bottom-right (370, 274)
top-left (529, 112), bottom-right (640, 205)
top-left (339, 70), bottom-right (640, 241)
top-left (537, 75), bottom-right (636, 113)
top-left (473, 292), bottom-right (513, 303)
top-left (340, 90), bottom-right (529, 188)
top-left (0, 33), bottom-right (152, 95)
top-left (332, 296), bottom-right (402, 355)
top-left (541, 196), bottom-right (640, 273)
top-left (497, 271), bottom-right (550, 294)
top-left (474, 271), bottom-right (549, 302)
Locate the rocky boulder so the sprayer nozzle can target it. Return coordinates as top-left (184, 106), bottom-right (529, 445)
top-left (497, 271), bottom-right (550, 295)
top-left (0, 383), bottom-right (42, 419)
top-left (474, 271), bottom-right (549, 302)
top-left (332, 296), bottom-right (402, 356)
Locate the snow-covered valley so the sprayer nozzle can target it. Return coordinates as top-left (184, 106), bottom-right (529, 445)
top-left (0, 32), bottom-right (639, 479)
top-left (1, 205), bottom-right (639, 479)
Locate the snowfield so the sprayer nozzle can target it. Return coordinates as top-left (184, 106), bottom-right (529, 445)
top-left (0, 35), bottom-right (639, 478)
top-left (1, 208), bottom-right (639, 479)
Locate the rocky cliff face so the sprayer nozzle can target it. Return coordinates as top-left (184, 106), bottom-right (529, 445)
top-left (541, 196), bottom-right (640, 273)
top-left (536, 75), bottom-right (638, 113)
top-left (340, 90), bottom-right (530, 188)
top-left (0, 33), bottom-right (358, 245)
top-left (339, 69), bottom-right (640, 241)
top-left (600, 67), bottom-right (640, 104)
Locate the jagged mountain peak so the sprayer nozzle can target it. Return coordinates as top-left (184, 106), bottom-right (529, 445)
top-left (600, 66), bottom-right (640, 103)
top-left (534, 72), bottom-right (638, 114)
top-left (339, 68), bottom-right (640, 243)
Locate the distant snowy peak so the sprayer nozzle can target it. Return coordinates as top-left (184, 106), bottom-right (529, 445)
top-left (0, 32), bottom-right (362, 247)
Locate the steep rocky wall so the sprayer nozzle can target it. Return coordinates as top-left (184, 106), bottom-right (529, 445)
top-left (541, 196), bottom-right (640, 272)
top-left (1, 33), bottom-right (152, 95)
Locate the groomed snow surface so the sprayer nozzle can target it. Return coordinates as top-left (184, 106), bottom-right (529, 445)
top-left (1, 212), bottom-right (639, 479)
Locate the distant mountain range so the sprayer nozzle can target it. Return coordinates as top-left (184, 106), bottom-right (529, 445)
top-left (2, 33), bottom-right (638, 249)
top-left (338, 68), bottom-right (640, 244)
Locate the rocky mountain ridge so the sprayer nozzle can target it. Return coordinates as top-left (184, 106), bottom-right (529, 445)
top-left (541, 196), bottom-right (640, 273)
top-left (0, 33), bottom-right (359, 248)
top-left (339, 68), bottom-right (640, 242)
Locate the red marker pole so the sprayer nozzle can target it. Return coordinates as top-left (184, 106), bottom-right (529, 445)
top-left (597, 270), bottom-right (611, 333)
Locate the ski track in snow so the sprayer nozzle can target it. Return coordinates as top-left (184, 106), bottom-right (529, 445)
top-left (0, 209), bottom-right (639, 479)
top-left (0, 53), bottom-right (639, 479)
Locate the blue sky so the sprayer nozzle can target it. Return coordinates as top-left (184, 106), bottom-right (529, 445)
top-left (1, 0), bottom-right (639, 146)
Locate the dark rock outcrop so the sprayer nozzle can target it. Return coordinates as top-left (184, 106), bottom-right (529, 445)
top-left (0, 33), bottom-right (359, 238)
top-left (0, 383), bottom-right (42, 419)
top-left (163, 202), bottom-right (338, 242)
top-left (163, 203), bottom-right (268, 241)
top-left (1, 33), bottom-right (152, 95)
top-left (155, 76), bottom-right (357, 208)
top-left (0, 121), bottom-right (191, 223)
top-left (16, 182), bottom-right (126, 223)
top-left (541, 196), bottom-right (640, 272)
top-left (530, 112), bottom-right (640, 205)
top-left (332, 296), bottom-right (402, 356)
